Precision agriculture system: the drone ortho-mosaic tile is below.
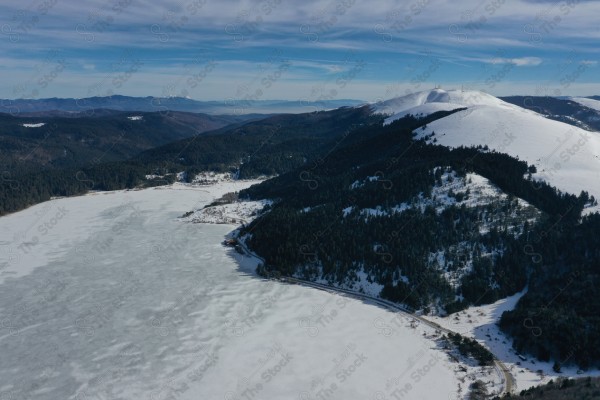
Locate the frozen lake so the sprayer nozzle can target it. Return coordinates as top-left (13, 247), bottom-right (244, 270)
top-left (0, 184), bottom-right (461, 400)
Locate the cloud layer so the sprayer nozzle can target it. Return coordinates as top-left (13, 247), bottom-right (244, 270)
top-left (1, 0), bottom-right (598, 100)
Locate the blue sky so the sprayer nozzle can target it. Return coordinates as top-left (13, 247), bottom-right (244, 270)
top-left (1, 0), bottom-right (599, 101)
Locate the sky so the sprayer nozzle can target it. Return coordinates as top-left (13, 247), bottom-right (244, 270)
top-left (1, 0), bottom-right (599, 102)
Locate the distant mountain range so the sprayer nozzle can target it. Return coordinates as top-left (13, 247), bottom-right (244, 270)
top-left (0, 95), bottom-right (364, 115)
top-left (0, 110), bottom-right (257, 174)
top-left (501, 95), bottom-right (600, 132)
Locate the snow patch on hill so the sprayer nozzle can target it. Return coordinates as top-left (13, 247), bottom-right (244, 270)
top-left (350, 168), bottom-right (539, 227)
top-left (570, 97), bottom-right (600, 112)
top-left (192, 172), bottom-right (234, 185)
top-left (307, 267), bottom-right (385, 298)
top-left (345, 167), bottom-right (539, 292)
top-left (294, 264), bottom-right (386, 298)
top-left (349, 175), bottom-right (381, 189)
top-left (144, 171), bottom-right (237, 185)
top-left (183, 200), bottom-right (272, 225)
top-left (429, 169), bottom-right (536, 220)
top-left (409, 96), bottom-right (600, 214)
top-left (425, 291), bottom-right (600, 392)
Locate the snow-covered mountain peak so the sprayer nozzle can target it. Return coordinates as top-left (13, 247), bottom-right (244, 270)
top-left (418, 88), bottom-right (503, 107)
top-left (373, 88), bottom-right (514, 125)
top-left (369, 88), bottom-right (600, 214)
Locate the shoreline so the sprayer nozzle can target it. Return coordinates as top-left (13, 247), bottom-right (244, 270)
top-left (193, 188), bottom-right (600, 396)
top-left (197, 212), bottom-right (513, 397)
top-left (0, 182), bottom-right (499, 398)
top-left (6, 178), bottom-right (592, 397)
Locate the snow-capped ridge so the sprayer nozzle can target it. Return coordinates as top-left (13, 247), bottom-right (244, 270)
top-left (413, 109), bottom-right (600, 215)
top-left (369, 88), bottom-right (600, 214)
top-left (569, 96), bottom-right (600, 112)
top-left (372, 88), bottom-right (516, 125)
top-left (375, 88), bottom-right (512, 110)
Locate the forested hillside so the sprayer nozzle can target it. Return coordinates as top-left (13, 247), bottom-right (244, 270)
top-left (0, 110), bottom-right (243, 173)
top-left (0, 106), bottom-right (378, 215)
top-left (239, 112), bottom-right (599, 368)
top-left (3, 100), bottom-right (599, 369)
top-left (499, 212), bottom-right (600, 369)
top-left (135, 106), bottom-right (379, 178)
top-left (495, 377), bottom-right (600, 399)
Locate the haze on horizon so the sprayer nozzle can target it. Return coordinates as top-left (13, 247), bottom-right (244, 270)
top-left (1, 0), bottom-right (599, 102)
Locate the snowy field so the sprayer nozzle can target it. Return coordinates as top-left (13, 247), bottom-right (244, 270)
top-left (570, 96), bottom-right (600, 112)
top-left (425, 292), bottom-right (600, 392)
top-left (183, 199), bottom-right (272, 225)
top-left (0, 183), bottom-right (466, 400)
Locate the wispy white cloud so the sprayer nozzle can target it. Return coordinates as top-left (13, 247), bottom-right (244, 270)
top-left (1, 0), bottom-right (599, 98)
top-left (485, 56), bottom-right (543, 66)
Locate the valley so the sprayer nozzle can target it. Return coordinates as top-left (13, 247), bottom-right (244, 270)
top-left (2, 89), bottom-right (600, 399)
top-left (3, 1), bottom-right (600, 398)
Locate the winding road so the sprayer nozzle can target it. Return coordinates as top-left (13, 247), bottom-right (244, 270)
top-left (282, 276), bottom-right (515, 396)
top-left (234, 238), bottom-right (515, 397)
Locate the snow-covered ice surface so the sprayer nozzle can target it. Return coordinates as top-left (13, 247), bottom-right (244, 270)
top-left (0, 182), bottom-right (254, 285)
top-left (425, 291), bottom-right (600, 392)
top-left (0, 183), bottom-right (466, 400)
top-left (393, 89), bottom-right (600, 214)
